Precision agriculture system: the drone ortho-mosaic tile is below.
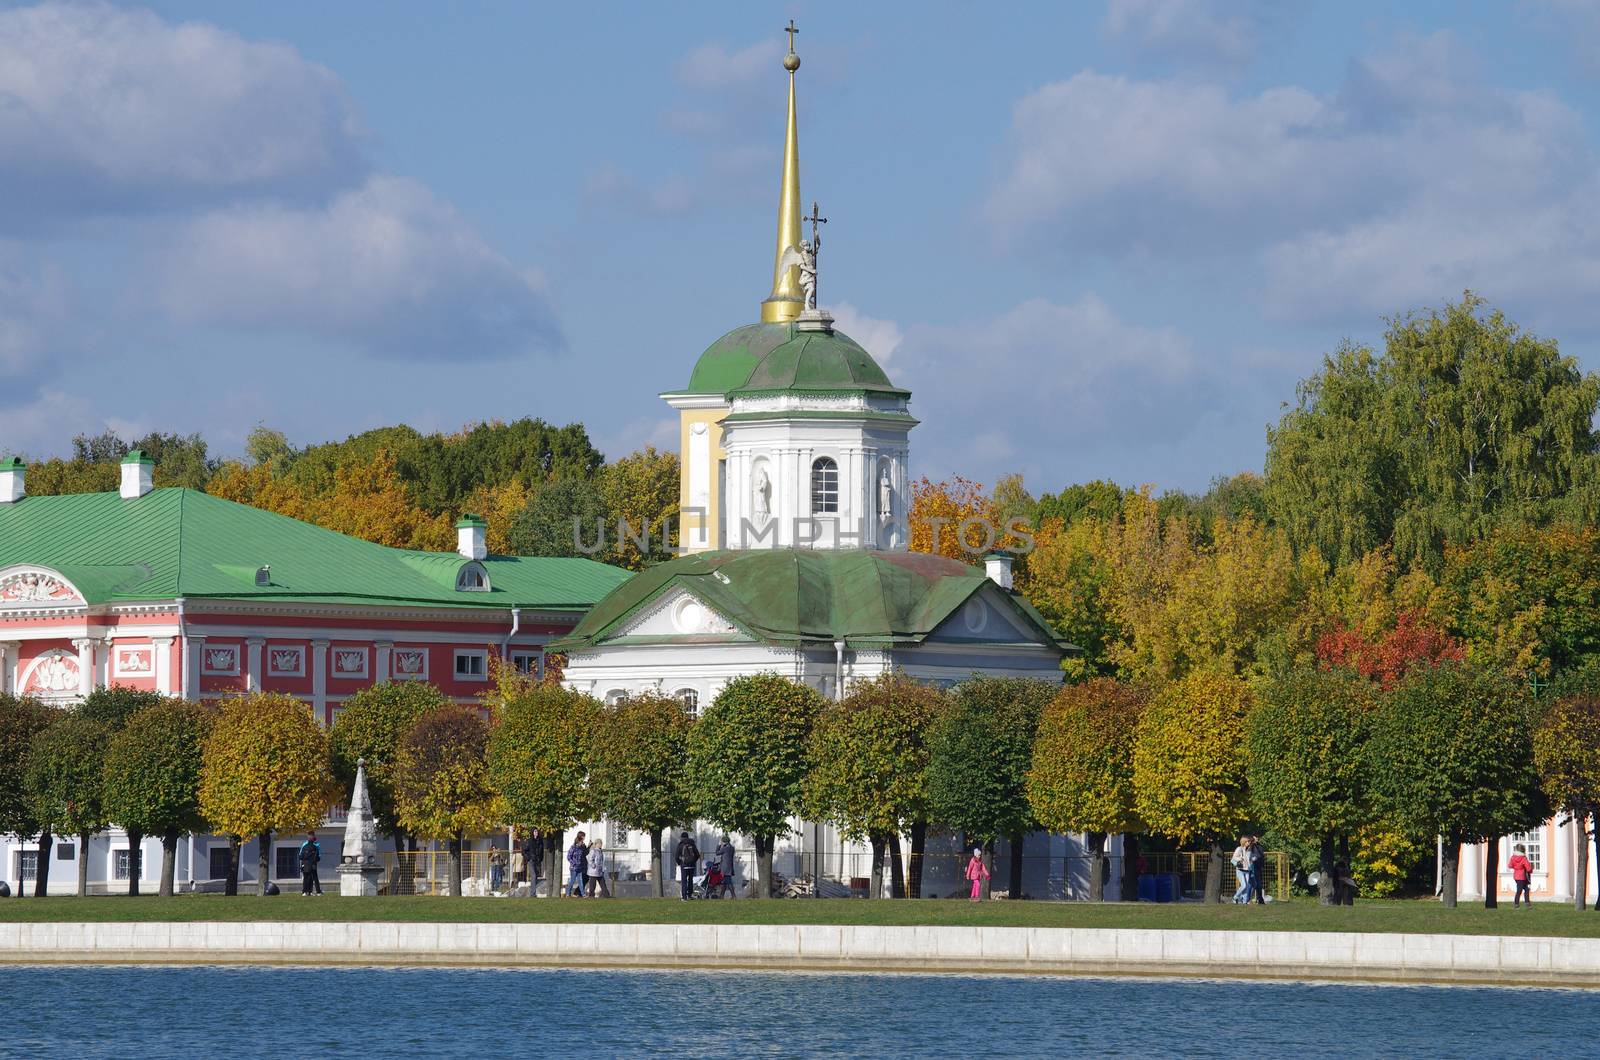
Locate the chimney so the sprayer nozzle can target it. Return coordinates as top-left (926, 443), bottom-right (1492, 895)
top-left (120, 450), bottom-right (154, 499)
top-left (0, 458), bottom-right (23, 503)
top-left (456, 514), bottom-right (488, 560)
top-left (984, 553), bottom-right (1014, 590)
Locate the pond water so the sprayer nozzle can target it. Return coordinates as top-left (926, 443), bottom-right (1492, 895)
top-left (5, 965), bottom-right (1596, 1057)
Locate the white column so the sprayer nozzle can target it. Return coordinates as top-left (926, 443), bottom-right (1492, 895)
top-left (311, 639), bottom-right (330, 721)
top-left (1554, 816), bottom-right (1574, 901)
top-left (245, 637), bottom-right (265, 692)
top-left (1459, 839), bottom-right (1482, 898)
top-left (375, 641), bottom-right (393, 684)
top-left (99, 635), bottom-right (114, 687)
top-left (152, 638), bottom-right (173, 696)
top-left (183, 635), bottom-right (204, 700)
top-left (73, 638), bottom-right (95, 697)
top-left (0, 641), bottom-right (16, 694)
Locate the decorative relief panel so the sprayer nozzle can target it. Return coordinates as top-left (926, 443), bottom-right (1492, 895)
top-left (22, 649), bottom-right (80, 695)
top-left (201, 646), bottom-right (240, 676)
top-left (267, 645), bottom-right (305, 678)
top-left (331, 647), bottom-right (369, 680)
top-left (0, 571), bottom-right (80, 606)
top-left (391, 647), bottom-right (429, 681)
top-left (113, 645), bottom-right (154, 677)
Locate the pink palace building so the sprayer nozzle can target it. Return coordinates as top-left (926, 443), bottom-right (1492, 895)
top-left (0, 451), bottom-right (629, 893)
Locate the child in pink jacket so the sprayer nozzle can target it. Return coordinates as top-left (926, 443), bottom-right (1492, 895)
top-left (966, 847), bottom-right (990, 901)
top-left (1509, 844), bottom-right (1534, 908)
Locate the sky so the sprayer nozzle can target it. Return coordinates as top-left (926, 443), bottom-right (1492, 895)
top-left (5, 0), bottom-right (1600, 494)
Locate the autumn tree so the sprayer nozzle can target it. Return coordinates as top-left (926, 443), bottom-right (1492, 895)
top-left (487, 682), bottom-right (600, 883)
top-left (329, 682), bottom-right (447, 860)
top-left (926, 676), bottom-right (1056, 897)
top-left (1368, 662), bottom-right (1544, 907)
top-left (1247, 666), bottom-right (1373, 905)
top-left (395, 705), bottom-right (502, 897)
top-left (26, 713), bottom-right (112, 896)
top-left (587, 693), bottom-right (694, 896)
top-left (804, 674), bottom-right (947, 899)
top-left (505, 477), bottom-right (611, 559)
top-left (77, 686), bottom-right (165, 730)
top-left (598, 446), bottom-right (680, 569)
top-left (1132, 670), bottom-right (1253, 903)
top-left (103, 701), bottom-right (213, 897)
top-left (687, 673), bottom-right (824, 898)
top-left (199, 694), bottom-right (336, 896)
top-left (1019, 517), bottom-right (1123, 680)
top-left (0, 694), bottom-right (56, 897)
top-left (1531, 695), bottom-right (1600, 911)
top-left (1025, 678), bottom-right (1147, 901)
top-left (1318, 611), bottom-right (1465, 688)
top-left (909, 476), bottom-right (1001, 560)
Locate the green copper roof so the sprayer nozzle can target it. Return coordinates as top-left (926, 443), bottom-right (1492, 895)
top-left (674, 322), bottom-right (903, 398)
top-left (0, 488), bottom-right (631, 612)
top-left (550, 548), bottom-right (1070, 652)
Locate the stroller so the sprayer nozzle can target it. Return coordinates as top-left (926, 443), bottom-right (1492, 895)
top-left (695, 861), bottom-right (731, 899)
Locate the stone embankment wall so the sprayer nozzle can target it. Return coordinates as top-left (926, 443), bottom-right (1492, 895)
top-left (2, 922), bottom-right (1597, 987)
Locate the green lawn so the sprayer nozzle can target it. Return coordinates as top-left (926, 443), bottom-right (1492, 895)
top-left (3, 894), bottom-right (1600, 936)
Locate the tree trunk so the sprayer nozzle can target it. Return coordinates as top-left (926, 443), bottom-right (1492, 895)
top-left (256, 830), bottom-right (272, 896)
top-left (126, 828), bottom-right (144, 897)
top-left (77, 830), bottom-right (91, 897)
top-left (33, 828), bottom-right (51, 897)
top-left (1086, 831), bottom-right (1107, 902)
top-left (888, 833), bottom-right (906, 899)
top-left (753, 835), bottom-right (772, 899)
top-left (1204, 841), bottom-right (1225, 903)
top-left (869, 834), bottom-right (886, 899)
top-left (224, 835), bottom-right (240, 896)
top-left (549, 828), bottom-right (563, 896)
top-left (159, 827), bottom-right (179, 898)
top-left (908, 821), bottom-right (927, 899)
top-left (1484, 836), bottom-right (1500, 909)
top-left (1008, 832), bottom-right (1024, 898)
top-left (1593, 822), bottom-right (1600, 910)
top-left (650, 828), bottom-right (664, 898)
top-left (981, 840), bottom-right (994, 901)
top-left (1440, 830), bottom-right (1460, 908)
top-left (1120, 833), bottom-right (1140, 903)
top-left (1318, 833), bottom-right (1338, 907)
top-left (448, 832), bottom-right (463, 897)
top-left (1338, 834), bottom-right (1353, 905)
top-left (1577, 812), bottom-right (1590, 912)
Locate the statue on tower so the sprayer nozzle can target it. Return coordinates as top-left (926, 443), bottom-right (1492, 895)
top-left (777, 200), bottom-right (827, 311)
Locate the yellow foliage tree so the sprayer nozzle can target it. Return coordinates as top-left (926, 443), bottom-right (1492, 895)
top-left (198, 693), bottom-right (336, 895)
top-left (1131, 670), bottom-right (1252, 902)
top-left (462, 478), bottom-right (531, 556)
top-left (1017, 517), bottom-right (1122, 679)
top-left (309, 449), bottom-right (454, 551)
top-left (599, 445), bottom-right (680, 569)
top-left (909, 476), bottom-right (998, 561)
top-left (395, 705), bottom-right (504, 896)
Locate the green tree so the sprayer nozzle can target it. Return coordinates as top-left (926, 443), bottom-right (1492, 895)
top-left (804, 674), bottom-right (947, 899)
top-left (1025, 678), bottom-right (1147, 901)
top-left (587, 692), bottom-right (694, 897)
top-left (394, 705), bottom-right (502, 897)
top-left (487, 682), bottom-right (600, 883)
top-left (598, 446), bottom-right (680, 569)
top-left (26, 712), bottom-right (112, 896)
top-left (506, 477), bottom-right (612, 558)
top-left (328, 681), bottom-right (447, 861)
top-left (1247, 666), bottom-right (1373, 905)
top-left (687, 673), bottom-right (824, 898)
top-left (1368, 662), bottom-right (1544, 907)
top-left (199, 694), bottom-right (335, 896)
top-left (1019, 517), bottom-right (1122, 680)
top-left (0, 694), bottom-right (57, 896)
top-left (77, 686), bottom-right (165, 730)
top-left (1531, 694), bottom-right (1600, 911)
top-left (1131, 670), bottom-right (1253, 903)
top-left (1266, 295), bottom-right (1600, 572)
top-left (1034, 480), bottom-right (1127, 527)
top-left (926, 676), bottom-right (1056, 897)
top-left (103, 700), bottom-right (213, 897)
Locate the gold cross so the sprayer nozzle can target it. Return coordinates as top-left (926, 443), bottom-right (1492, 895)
top-left (785, 19), bottom-right (798, 53)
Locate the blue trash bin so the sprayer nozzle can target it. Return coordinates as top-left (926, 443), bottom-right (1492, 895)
top-left (1137, 874), bottom-right (1156, 902)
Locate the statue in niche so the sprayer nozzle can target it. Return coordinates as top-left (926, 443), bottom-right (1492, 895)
top-left (878, 466), bottom-right (893, 521)
top-left (752, 467), bottom-right (772, 521)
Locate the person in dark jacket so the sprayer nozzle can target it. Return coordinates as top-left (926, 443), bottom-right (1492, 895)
top-left (521, 829), bottom-right (545, 892)
top-left (297, 833), bottom-right (322, 896)
top-left (674, 831), bottom-right (701, 901)
top-left (566, 832), bottom-right (589, 897)
top-left (713, 835), bottom-right (737, 898)
top-left (1247, 836), bottom-right (1266, 905)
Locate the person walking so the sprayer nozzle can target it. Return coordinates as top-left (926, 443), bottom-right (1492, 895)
top-left (714, 835), bottom-right (737, 899)
top-left (674, 830), bottom-right (701, 901)
top-left (521, 828), bottom-right (545, 896)
top-left (1230, 836), bottom-right (1251, 904)
top-left (586, 839), bottom-right (609, 898)
top-left (488, 845), bottom-right (506, 894)
top-left (297, 832), bottom-right (322, 897)
top-left (566, 832), bottom-right (589, 897)
top-left (1247, 835), bottom-right (1266, 905)
top-left (965, 846), bottom-right (990, 901)
top-left (1509, 844), bottom-right (1534, 908)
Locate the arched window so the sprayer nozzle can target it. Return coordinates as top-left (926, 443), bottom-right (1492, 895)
top-left (604, 689), bottom-right (629, 706)
top-left (810, 457), bottom-right (839, 514)
top-left (455, 563), bottom-right (490, 592)
top-left (674, 688), bottom-right (699, 716)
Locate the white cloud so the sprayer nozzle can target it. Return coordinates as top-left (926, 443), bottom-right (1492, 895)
top-left (676, 40), bottom-right (777, 91)
top-left (154, 175), bottom-right (561, 360)
top-left (1100, 0), bottom-right (1262, 67)
top-left (831, 303), bottom-right (903, 365)
top-left (0, 2), bottom-right (364, 226)
top-left (0, 388), bottom-right (94, 459)
top-left (985, 33), bottom-right (1600, 326)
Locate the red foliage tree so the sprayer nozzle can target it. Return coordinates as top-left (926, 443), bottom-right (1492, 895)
top-left (1318, 611), bottom-right (1464, 688)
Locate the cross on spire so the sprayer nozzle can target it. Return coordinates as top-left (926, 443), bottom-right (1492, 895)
top-left (806, 200), bottom-right (827, 250)
top-left (785, 19), bottom-right (799, 53)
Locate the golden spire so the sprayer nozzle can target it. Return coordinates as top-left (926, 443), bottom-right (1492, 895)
top-left (761, 20), bottom-right (805, 324)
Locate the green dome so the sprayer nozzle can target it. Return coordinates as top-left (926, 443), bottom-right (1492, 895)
top-left (676, 322), bottom-right (903, 398)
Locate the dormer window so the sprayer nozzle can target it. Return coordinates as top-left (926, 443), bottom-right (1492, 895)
top-left (255, 566), bottom-right (271, 587)
top-left (456, 563), bottom-right (490, 592)
top-left (810, 457), bottom-right (839, 514)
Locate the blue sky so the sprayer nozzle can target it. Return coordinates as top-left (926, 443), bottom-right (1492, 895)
top-left (5, 0), bottom-right (1600, 495)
